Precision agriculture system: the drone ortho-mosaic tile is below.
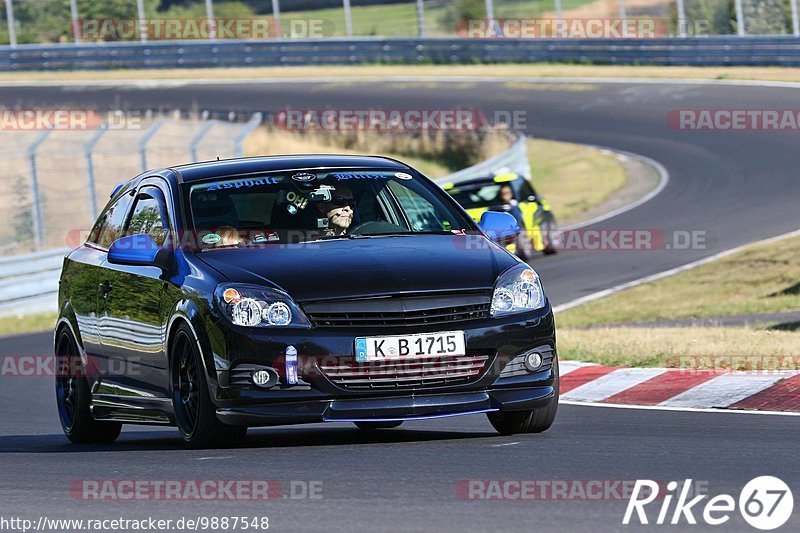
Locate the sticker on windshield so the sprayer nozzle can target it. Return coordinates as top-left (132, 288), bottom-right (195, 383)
top-left (291, 172), bottom-right (316, 183)
top-left (206, 177), bottom-right (279, 191)
top-left (329, 172), bottom-right (388, 180)
top-left (394, 172), bottom-right (413, 180)
top-left (202, 233), bottom-right (221, 245)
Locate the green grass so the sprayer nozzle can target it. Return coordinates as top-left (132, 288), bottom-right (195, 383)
top-left (558, 326), bottom-right (800, 369)
top-left (527, 138), bottom-right (626, 225)
top-left (0, 312), bottom-right (56, 338)
top-left (557, 233), bottom-right (800, 369)
top-left (558, 234), bottom-right (800, 329)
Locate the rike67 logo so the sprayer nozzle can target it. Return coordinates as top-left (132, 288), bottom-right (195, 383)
top-left (624, 476), bottom-right (794, 530)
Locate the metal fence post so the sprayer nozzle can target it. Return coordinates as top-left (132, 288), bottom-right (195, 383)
top-left (791, 0), bottom-right (799, 37)
top-left (139, 120), bottom-right (164, 172)
top-left (205, 0), bottom-right (216, 39)
top-left (4, 0), bottom-right (17, 47)
top-left (27, 130), bottom-right (52, 249)
top-left (271, 0), bottom-right (282, 38)
top-left (85, 124), bottom-right (108, 222)
top-left (415, 0), bottom-right (425, 38)
top-left (735, 0), bottom-right (745, 36)
top-left (136, 0), bottom-right (148, 42)
top-left (619, 0), bottom-right (628, 37)
top-left (69, 0), bottom-right (81, 43)
top-left (189, 120), bottom-right (217, 162)
top-left (555, 0), bottom-right (562, 19)
top-left (484, 0), bottom-right (494, 20)
top-left (342, 0), bottom-right (353, 37)
top-left (676, 0), bottom-right (686, 37)
top-left (234, 113), bottom-right (264, 158)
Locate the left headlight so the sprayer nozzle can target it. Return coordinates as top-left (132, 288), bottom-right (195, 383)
top-left (214, 284), bottom-right (311, 328)
top-left (490, 263), bottom-right (546, 317)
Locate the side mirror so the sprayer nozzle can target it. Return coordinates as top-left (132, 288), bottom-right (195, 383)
top-left (479, 211), bottom-right (520, 245)
top-left (108, 234), bottom-right (171, 269)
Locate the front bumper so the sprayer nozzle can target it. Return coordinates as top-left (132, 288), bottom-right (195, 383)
top-left (217, 386), bottom-right (555, 427)
top-left (206, 303), bottom-right (556, 426)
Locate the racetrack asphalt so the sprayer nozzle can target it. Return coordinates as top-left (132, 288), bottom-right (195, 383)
top-left (1, 79), bottom-right (799, 531)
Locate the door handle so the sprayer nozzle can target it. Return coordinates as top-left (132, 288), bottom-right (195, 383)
top-left (99, 280), bottom-right (113, 298)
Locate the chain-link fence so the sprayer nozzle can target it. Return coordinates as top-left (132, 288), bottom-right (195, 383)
top-left (2, 0), bottom-right (799, 46)
top-left (0, 113), bottom-right (261, 256)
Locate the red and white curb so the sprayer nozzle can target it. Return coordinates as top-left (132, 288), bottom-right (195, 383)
top-left (558, 361), bottom-right (800, 414)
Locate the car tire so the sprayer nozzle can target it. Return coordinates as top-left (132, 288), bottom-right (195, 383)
top-left (487, 356), bottom-right (559, 435)
top-left (171, 324), bottom-right (247, 449)
top-left (55, 329), bottom-right (122, 444)
top-left (354, 421), bottom-right (403, 430)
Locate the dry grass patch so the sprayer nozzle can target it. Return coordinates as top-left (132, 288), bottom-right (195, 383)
top-left (0, 312), bottom-right (56, 338)
top-left (243, 126), bottom-right (503, 179)
top-left (558, 235), bottom-right (800, 328)
top-left (558, 326), bottom-right (800, 368)
top-left (6, 64), bottom-right (800, 83)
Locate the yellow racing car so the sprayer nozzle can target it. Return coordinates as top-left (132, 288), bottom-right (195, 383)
top-left (443, 171), bottom-right (558, 260)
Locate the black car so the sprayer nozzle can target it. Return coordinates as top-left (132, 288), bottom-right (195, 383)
top-left (55, 155), bottom-right (558, 448)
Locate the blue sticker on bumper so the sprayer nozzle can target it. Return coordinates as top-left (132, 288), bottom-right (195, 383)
top-left (355, 337), bottom-right (367, 362)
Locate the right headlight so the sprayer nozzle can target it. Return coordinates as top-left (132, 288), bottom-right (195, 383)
top-left (490, 263), bottom-right (546, 317)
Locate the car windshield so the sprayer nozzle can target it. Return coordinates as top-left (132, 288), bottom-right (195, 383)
top-left (187, 168), bottom-right (473, 248)
top-left (447, 181), bottom-right (508, 210)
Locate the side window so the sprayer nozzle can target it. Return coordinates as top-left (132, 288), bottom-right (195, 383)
top-left (387, 181), bottom-right (446, 232)
top-left (126, 188), bottom-right (169, 246)
top-left (88, 192), bottom-right (134, 249)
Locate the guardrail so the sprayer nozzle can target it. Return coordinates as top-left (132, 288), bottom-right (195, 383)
top-left (3, 36), bottom-right (800, 70)
top-left (0, 248), bottom-right (68, 317)
top-left (435, 135), bottom-right (530, 187)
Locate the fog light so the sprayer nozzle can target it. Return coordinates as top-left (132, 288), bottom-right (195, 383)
top-left (251, 369), bottom-right (278, 388)
top-left (523, 351), bottom-right (543, 372)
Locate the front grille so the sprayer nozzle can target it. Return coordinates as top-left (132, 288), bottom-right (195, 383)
top-left (319, 354), bottom-right (490, 390)
top-left (303, 291), bottom-right (491, 328)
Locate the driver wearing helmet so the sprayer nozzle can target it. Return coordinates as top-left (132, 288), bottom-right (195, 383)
top-left (316, 184), bottom-right (355, 236)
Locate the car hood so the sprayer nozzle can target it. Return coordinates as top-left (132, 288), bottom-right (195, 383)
top-left (195, 234), bottom-right (516, 302)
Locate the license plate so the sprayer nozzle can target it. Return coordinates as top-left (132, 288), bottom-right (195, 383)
top-left (354, 331), bottom-right (466, 362)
